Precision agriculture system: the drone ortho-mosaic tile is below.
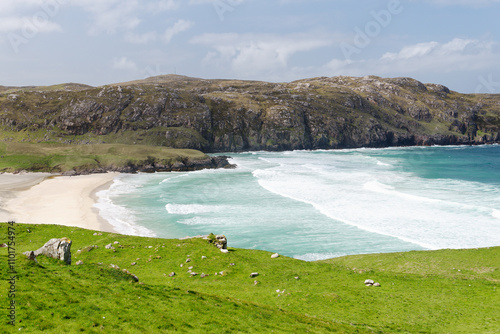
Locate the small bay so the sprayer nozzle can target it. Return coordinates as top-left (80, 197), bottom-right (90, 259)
top-left (95, 145), bottom-right (500, 260)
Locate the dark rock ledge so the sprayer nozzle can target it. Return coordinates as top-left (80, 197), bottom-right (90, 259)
top-left (61, 155), bottom-right (235, 176)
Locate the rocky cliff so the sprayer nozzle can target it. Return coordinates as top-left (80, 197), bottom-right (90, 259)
top-left (1, 75), bottom-right (499, 152)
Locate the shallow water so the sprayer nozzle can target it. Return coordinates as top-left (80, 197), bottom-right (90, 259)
top-left (95, 145), bottom-right (500, 260)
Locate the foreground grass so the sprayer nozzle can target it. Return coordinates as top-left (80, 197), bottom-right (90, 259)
top-left (0, 142), bottom-right (207, 173)
top-left (1, 223), bottom-right (498, 333)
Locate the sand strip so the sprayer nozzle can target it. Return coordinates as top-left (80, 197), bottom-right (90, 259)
top-left (0, 173), bottom-right (119, 232)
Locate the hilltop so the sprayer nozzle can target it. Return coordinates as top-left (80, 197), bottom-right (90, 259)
top-left (1, 75), bottom-right (499, 152)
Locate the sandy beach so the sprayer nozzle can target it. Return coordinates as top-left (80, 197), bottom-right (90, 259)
top-left (0, 172), bottom-right (119, 232)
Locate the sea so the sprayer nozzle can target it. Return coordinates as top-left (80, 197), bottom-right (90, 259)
top-left (94, 145), bottom-right (500, 261)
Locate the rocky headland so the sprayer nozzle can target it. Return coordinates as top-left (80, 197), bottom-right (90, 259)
top-left (1, 75), bottom-right (499, 152)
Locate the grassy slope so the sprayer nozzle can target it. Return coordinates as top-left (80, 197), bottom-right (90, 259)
top-left (0, 142), bottom-right (207, 173)
top-left (1, 223), bottom-right (498, 333)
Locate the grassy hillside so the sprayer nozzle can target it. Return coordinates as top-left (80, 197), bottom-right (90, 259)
top-left (0, 142), bottom-right (208, 173)
top-left (1, 223), bottom-right (498, 333)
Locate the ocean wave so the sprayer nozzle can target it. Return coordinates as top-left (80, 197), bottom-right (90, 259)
top-left (94, 186), bottom-right (156, 237)
top-left (166, 203), bottom-right (225, 215)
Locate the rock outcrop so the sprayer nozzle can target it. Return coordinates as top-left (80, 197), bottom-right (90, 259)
top-left (24, 237), bottom-right (72, 264)
top-left (1, 75), bottom-right (499, 152)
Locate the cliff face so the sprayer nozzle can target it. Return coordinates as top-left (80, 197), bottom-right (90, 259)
top-left (1, 75), bottom-right (499, 152)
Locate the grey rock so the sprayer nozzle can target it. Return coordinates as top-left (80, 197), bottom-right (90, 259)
top-left (75, 260), bottom-right (83, 265)
top-left (169, 272), bottom-right (176, 277)
top-left (373, 282), bottom-right (381, 287)
top-left (364, 279), bottom-right (375, 286)
top-left (271, 253), bottom-right (279, 259)
top-left (105, 243), bottom-right (115, 250)
top-left (23, 237), bottom-right (72, 264)
top-left (250, 272), bottom-right (259, 278)
top-left (131, 262), bottom-right (137, 266)
top-left (215, 235), bottom-right (227, 250)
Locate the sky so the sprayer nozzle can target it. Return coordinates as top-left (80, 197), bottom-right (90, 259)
top-left (1, 0), bottom-right (499, 93)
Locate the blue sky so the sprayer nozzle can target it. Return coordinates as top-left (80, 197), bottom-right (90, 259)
top-left (1, 0), bottom-right (499, 93)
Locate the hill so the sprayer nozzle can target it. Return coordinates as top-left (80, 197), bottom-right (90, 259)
top-left (1, 223), bottom-right (499, 333)
top-left (1, 75), bottom-right (499, 152)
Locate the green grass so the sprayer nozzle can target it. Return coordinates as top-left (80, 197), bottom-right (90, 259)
top-left (0, 142), bottom-right (208, 173)
top-left (1, 223), bottom-right (498, 333)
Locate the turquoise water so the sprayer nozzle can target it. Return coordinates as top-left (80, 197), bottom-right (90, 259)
top-left (95, 145), bottom-right (500, 261)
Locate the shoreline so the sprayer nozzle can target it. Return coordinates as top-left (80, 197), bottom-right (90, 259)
top-left (0, 172), bottom-right (118, 233)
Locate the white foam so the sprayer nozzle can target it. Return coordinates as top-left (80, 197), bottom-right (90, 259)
top-left (166, 203), bottom-right (224, 215)
top-left (94, 179), bottom-right (156, 237)
top-left (492, 209), bottom-right (500, 220)
top-left (294, 252), bottom-right (350, 261)
top-left (252, 154), bottom-right (500, 251)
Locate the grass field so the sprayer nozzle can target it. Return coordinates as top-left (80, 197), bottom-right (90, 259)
top-left (0, 142), bottom-right (208, 173)
top-left (1, 223), bottom-right (498, 333)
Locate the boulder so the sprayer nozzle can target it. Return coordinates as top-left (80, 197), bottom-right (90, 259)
top-left (250, 272), bottom-right (259, 278)
top-left (364, 279), bottom-right (375, 286)
top-left (271, 253), bottom-right (279, 259)
top-left (215, 235), bottom-right (227, 250)
top-left (23, 238), bottom-right (72, 265)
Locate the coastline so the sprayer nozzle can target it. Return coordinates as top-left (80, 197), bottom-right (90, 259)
top-left (0, 172), bottom-right (118, 233)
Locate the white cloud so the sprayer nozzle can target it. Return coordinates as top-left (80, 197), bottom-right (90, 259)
top-left (112, 56), bottom-right (138, 71)
top-left (163, 19), bottom-right (194, 43)
top-left (75, 0), bottom-right (140, 35)
top-left (123, 19), bottom-right (193, 44)
top-left (191, 32), bottom-right (332, 78)
top-left (0, 16), bottom-right (62, 33)
top-left (326, 38), bottom-right (499, 77)
top-left (124, 31), bottom-right (158, 44)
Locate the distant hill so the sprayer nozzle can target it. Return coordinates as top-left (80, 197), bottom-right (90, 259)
top-left (1, 75), bottom-right (499, 152)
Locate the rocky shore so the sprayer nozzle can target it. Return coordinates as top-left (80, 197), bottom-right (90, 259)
top-left (60, 155), bottom-right (235, 176)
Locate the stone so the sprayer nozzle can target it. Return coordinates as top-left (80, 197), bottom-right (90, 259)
top-left (190, 272), bottom-right (198, 276)
top-left (23, 237), bottom-right (72, 264)
top-left (113, 241), bottom-right (120, 245)
top-left (131, 262), bottom-right (137, 266)
top-left (131, 275), bottom-right (139, 282)
top-left (254, 280), bottom-right (259, 285)
top-left (186, 258), bottom-right (192, 263)
top-left (250, 272), bottom-right (259, 278)
top-left (188, 266), bottom-right (194, 270)
top-left (271, 253), bottom-right (279, 259)
top-left (230, 263), bottom-right (235, 266)
top-left (105, 243), bottom-right (115, 250)
top-left (215, 235), bottom-right (227, 250)
top-left (373, 282), bottom-right (381, 287)
top-left (220, 249), bottom-right (229, 254)
top-left (169, 272), bottom-right (176, 277)
top-left (75, 260), bottom-right (83, 265)
top-left (0, 243), bottom-right (7, 248)
top-left (201, 256), bottom-right (207, 259)
top-left (294, 276), bottom-right (300, 280)
top-left (110, 264), bottom-right (120, 269)
top-left (364, 279), bottom-right (375, 286)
